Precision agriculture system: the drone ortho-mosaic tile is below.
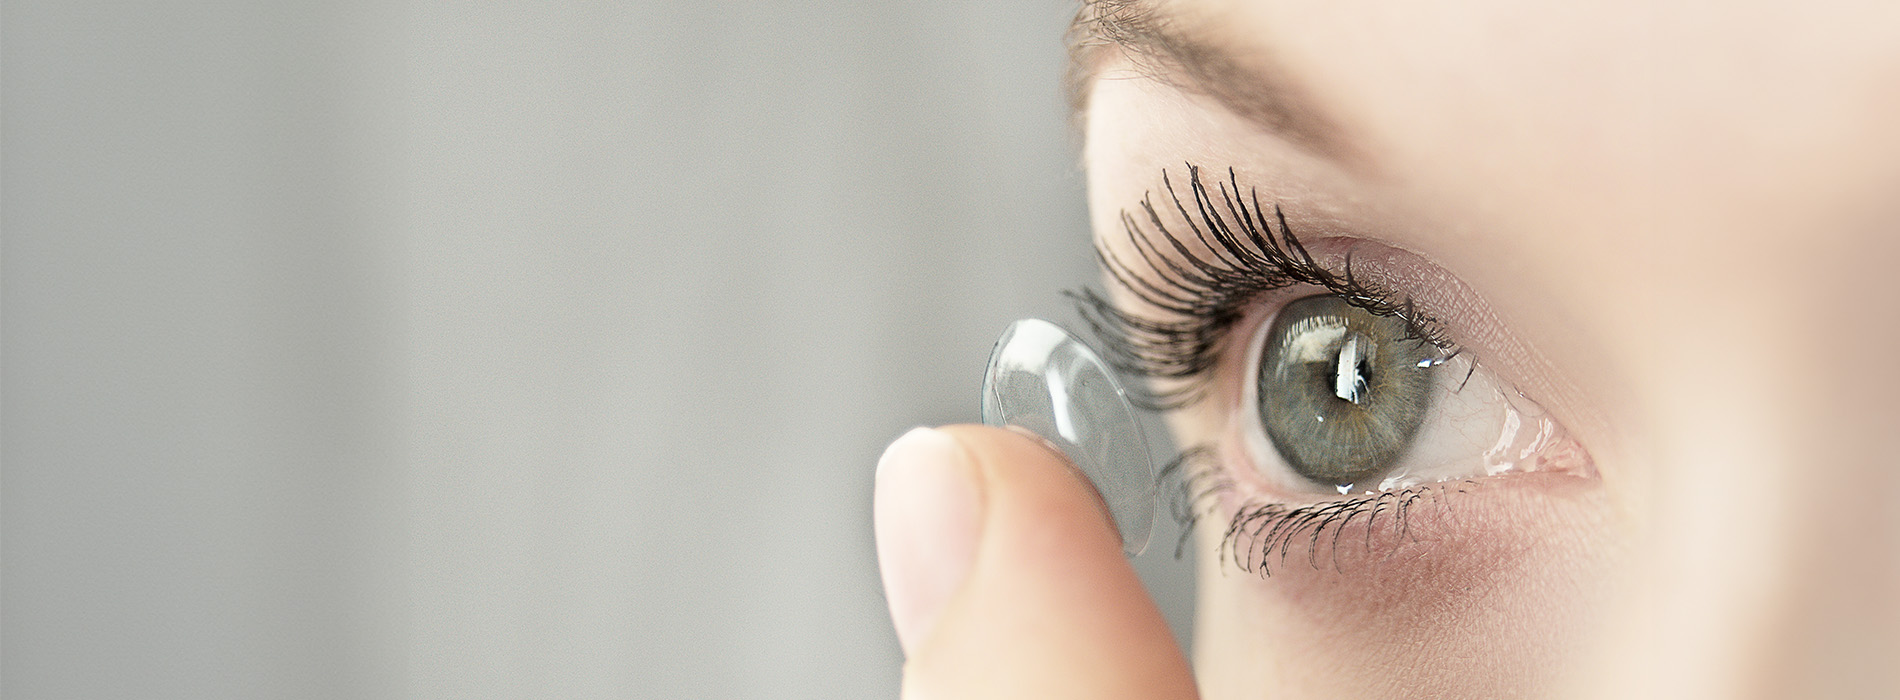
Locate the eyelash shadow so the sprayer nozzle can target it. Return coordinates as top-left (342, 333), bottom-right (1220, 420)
top-left (1067, 162), bottom-right (1454, 411)
top-left (1161, 446), bottom-right (1473, 576)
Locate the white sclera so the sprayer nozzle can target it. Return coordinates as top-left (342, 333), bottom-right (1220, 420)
top-left (981, 319), bottom-right (1156, 556)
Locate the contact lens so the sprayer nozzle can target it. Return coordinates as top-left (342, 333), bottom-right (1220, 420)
top-left (981, 319), bottom-right (1156, 556)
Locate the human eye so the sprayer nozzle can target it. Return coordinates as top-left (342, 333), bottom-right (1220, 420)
top-left (1073, 164), bottom-right (1595, 573)
top-left (1238, 294), bottom-right (1577, 495)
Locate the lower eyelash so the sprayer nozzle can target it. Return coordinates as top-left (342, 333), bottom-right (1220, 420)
top-left (1161, 446), bottom-right (1472, 576)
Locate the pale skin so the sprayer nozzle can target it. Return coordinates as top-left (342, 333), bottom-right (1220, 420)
top-left (874, 1), bottom-right (1900, 698)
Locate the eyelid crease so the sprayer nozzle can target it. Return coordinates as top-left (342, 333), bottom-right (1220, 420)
top-left (1069, 163), bottom-right (1454, 411)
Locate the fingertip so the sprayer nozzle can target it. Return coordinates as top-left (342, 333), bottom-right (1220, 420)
top-left (875, 427), bottom-right (986, 656)
top-left (897, 424), bottom-right (1196, 698)
top-left (934, 424), bottom-right (1120, 546)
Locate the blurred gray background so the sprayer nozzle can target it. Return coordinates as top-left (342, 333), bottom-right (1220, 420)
top-left (3, 1), bottom-right (1193, 698)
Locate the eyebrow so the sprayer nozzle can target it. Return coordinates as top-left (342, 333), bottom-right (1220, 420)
top-left (1067, 0), bottom-right (1362, 165)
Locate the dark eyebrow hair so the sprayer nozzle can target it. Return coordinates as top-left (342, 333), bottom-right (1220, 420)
top-left (1066, 0), bottom-right (1363, 166)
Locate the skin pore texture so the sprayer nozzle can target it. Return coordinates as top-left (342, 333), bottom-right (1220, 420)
top-left (1076, 0), bottom-right (1900, 698)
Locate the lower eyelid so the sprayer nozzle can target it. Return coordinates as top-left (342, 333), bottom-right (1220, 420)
top-left (1190, 467), bottom-right (1606, 581)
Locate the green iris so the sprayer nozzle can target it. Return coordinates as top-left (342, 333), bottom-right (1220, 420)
top-left (1257, 296), bottom-right (1435, 489)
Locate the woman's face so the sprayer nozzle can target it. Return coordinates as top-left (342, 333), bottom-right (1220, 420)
top-left (1076, 1), bottom-right (1900, 697)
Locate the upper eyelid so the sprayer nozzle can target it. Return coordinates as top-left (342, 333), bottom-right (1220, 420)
top-left (1072, 163), bottom-right (1458, 410)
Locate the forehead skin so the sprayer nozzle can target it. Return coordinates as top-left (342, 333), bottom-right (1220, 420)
top-left (1082, 0), bottom-right (1900, 697)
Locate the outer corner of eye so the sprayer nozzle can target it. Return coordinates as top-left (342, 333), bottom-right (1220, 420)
top-left (1239, 294), bottom-right (1592, 496)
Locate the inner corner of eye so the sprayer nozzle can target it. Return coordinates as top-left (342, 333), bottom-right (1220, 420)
top-left (1243, 294), bottom-right (1578, 495)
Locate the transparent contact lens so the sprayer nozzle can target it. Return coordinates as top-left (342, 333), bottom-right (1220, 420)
top-left (982, 319), bottom-right (1157, 556)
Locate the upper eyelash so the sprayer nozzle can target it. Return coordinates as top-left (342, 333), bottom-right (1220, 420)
top-left (1068, 163), bottom-right (1455, 410)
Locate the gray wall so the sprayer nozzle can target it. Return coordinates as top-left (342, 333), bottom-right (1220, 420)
top-left (3, 2), bottom-right (1193, 698)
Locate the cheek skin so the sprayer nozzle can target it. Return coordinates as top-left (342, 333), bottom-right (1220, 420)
top-left (1189, 466), bottom-right (1619, 700)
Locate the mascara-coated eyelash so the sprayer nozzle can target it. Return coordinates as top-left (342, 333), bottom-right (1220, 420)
top-left (1068, 163), bottom-right (1455, 410)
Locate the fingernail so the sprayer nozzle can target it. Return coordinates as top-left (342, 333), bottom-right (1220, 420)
top-left (874, 427), bottom-right (983, 656)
